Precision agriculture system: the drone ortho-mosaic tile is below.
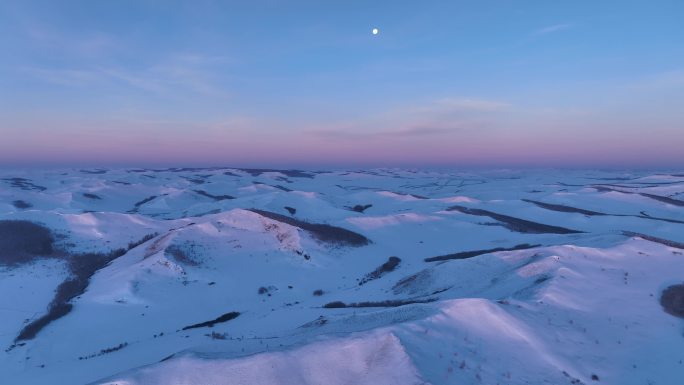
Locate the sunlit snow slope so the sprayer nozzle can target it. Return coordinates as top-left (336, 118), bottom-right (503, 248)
top-left (1, 168), bottom-right (683, 385)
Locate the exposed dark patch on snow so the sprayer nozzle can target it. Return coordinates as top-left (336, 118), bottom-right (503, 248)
top-left (12, 200), bottom-right (32, 209)
top-left (358, 256), bottom-right (401, 285)
top-left (562, 370), bottom-right (587, 385)
top-left (299, 316), bottom-right (328, 328)
top-left (0, 220), bottom-right (54, 266)
top-left (447, 205), bottom-right (583, 234)
top-left (392, 269), bottom-right (434, 295)
top-left (249, 209), bottom-right (371, 247)
top-left (660, 284), bottom-right (684, 319)
top-left (284, 206), bottom-right (296, 215)
top-left (181, 312), bottom-right (240, 330)
top-left (82, 193), bottom-right (102, 200)
top-left (425, 243), bottom-right (540, 262)
top-left (165, 243), bottom-right (201, 266)
top-left (347, 204), bottom-right (373, 213)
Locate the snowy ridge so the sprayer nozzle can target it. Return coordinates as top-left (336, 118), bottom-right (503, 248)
top-left (0, 168), bottom-right (683, 384)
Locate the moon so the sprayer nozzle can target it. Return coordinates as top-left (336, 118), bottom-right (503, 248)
top-left (372, 28), bottom-right (379, 35)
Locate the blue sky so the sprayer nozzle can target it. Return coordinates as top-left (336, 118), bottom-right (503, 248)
top-left (1, 0), bottom-right (683, 167)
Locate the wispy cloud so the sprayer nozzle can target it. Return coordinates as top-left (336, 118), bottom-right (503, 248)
top-left (22, 67), bottom-right (100, 87)
top-left (414, 98), bottom-right (511, 114)
top-left (309, 125), bottom-right (459, 140)
top-left (533, 23), bottom-right (573, 36)
top-left (305, 97), bottom-right (508, 141)
top-left (23, 21), bottom-right (120, 57)
top-left (23, 53), bottom-right (233, 99)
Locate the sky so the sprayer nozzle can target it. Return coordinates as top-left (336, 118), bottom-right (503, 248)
top-left (1, 0), bottom-right (683, 168)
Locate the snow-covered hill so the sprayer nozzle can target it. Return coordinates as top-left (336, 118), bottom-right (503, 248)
top-left (1, 168), bottom-right (683, 384)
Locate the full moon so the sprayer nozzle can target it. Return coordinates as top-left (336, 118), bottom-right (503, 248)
top-left (372, 28), bottom-right (379, 35)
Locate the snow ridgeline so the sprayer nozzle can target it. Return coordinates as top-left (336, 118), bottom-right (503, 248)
top-left (0, 168), bottom-right (682, 385)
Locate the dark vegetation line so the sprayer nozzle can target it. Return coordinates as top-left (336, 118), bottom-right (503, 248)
top-left (594, 183), bottom-right (646, 189)
top-left (638, 193), bottom-right (684, 207)
top-left (523, 199), bottom-right (684, 224)
top-left (628, 181), bottom-right (684, 185)
top-left (82, 193), bottom-right (102, 200)
top-left (134, 195), bottom-right (158, 207)
top-left (358, 256), bottom-right (401, 285)
top-left (165, 167), bottom-right (225, 172)
top-left (272, 184), bottom-right (292, 192)
top-left (128, 195), bottom-right (162, 213)
top-left (592, 186), bottom-right (684, 207)
top-left (10, 229), bottom-right (158, 342)
top-left (182, 312), bottom-right (240, 330)
top-left (323, 298), bottom-right (436, 309)
top-left (2, 177), bottom-right (47, 191)
top-left (425, 243), bottom-right (540, 262)
top-left (388, 191), bottom-right (429, 199)
top-left (184, 177), bottom-right (206, 185)
top-left (79, 169), bottom-right (108, 174)
top-left (585, 176), bottom-right (638, 181)
top-left (193, 189), bottom-right (235, 201)
top-left (522, 199), bottom-right (606, 216)
top-left (253, 182), bottom-right (292, 192)
top-left (447, 205), bottom-right (583, 234)
top-left (248, 209), bottom-right (370, 247)
top-left (127, 167), bottom-right (235, 174)
top-left (78, 342), bottom-right (128, 360)
top-left (622, 231), bottom-right (684, 249)
top-left (634, 213), bottom-right (684, 224)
